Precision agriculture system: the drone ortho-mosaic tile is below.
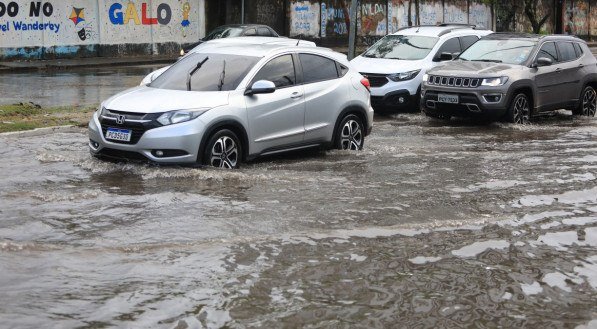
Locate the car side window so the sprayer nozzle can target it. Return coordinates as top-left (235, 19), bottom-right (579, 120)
top-left (573, 42), bottom-right (584, 57)
top-left (244, 28), bottom-right (256, 36)
top-left (459, 35), bottom-right (479, 51)
top-left (299, 54), bottom-right (339, 84)
top-left (537, 42), bottom-right (558, 62)
top-left (257, 27), bottom-right (271, 36)
top-left (557, 42), bottom-right (577, 62)
top-left (435, 37), bottom-right (461, 59)
top-left (252, 55), bottom-right (296, 89)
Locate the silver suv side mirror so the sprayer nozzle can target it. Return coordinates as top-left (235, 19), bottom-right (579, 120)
top-left (536, 57), bottom-right (553, 67)
top-left (245, 80), bottom-right (276, 96)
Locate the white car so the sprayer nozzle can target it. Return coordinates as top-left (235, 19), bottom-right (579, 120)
top-left (351, 24), bottom-right (492, 112)
top-left (89, 42), bottom-right (373, 168)
top-left (141, 37), bottom-right (317, 86)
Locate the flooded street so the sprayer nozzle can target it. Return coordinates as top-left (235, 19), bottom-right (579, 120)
top-left (1, 112), bottom-right (596, 328)
top-left (0, 65), bottom-right (164, 108)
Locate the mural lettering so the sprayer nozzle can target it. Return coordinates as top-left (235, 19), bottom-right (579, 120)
top-left (290, 1), bottom-right (320, 37)
top-left (108, 2), bottom-right (172, 25)
top-left (0, 1), bottom-right (60, 33)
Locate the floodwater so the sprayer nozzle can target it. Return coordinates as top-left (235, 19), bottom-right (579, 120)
top-left (0, 65), bottom-right (164, 108)
top-left (1, 112), bottom-right (596, 328)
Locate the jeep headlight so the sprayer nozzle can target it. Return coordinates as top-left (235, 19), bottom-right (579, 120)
top-left (481, 77), bottom-right (508, 87)
top-left (388, 70), bottom-right (421, 82)
top-left (157, 109), bottom-right (209, 126)
top-left (422, 73), bottom-right (429, 82)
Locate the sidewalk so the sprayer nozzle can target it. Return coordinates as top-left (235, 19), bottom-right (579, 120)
top-left (0, 55), bottom-right (178, 72)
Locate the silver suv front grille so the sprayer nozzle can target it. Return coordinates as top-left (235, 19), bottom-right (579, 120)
top-left (427, 75), bottom-right (480, 88)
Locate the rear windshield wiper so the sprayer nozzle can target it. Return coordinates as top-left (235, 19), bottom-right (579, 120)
top-left (187, 56), bottom-right (209, 91)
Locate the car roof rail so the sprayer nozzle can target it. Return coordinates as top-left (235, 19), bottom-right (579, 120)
top-left (394, 23), bottom-right (477, 35)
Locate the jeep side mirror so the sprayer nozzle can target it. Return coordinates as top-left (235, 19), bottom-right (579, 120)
top-left (536, 57), bottom-right (553, 67)
top-left (438, 52), bottom-right (454, 61)
top-left (245, 80), bottom-right (276, 96)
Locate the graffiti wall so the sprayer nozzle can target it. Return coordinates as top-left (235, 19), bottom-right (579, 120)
top-left (321, 0), bottom-right (350, 37)
top-left (289, 0), bottom-right (320, 37)
top-left (469, 1), bottom-right (491, 29)
top-left (443, 0), bottom-right (467, 24)
top-left (591, 0), bottom-right (597, 37)
top-left (563, 0), bottom-right (590, 36)
top-left (0, 0), bottom-right (205, 59)
top-left (419, 0), bottom-right (442, 25)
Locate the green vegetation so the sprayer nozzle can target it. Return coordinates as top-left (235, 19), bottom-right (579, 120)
top-left (0, 103), bottom-right (95, 133)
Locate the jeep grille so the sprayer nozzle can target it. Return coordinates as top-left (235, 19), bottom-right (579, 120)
top-left (427, 75), bottom-right (480, 88)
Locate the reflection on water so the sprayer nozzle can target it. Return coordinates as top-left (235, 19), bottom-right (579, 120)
top-left (0, 65), bottom-right (164, 108)
top-left (0, 113), bottom-right (596, 327)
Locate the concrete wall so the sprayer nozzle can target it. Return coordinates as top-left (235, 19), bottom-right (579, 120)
top-left (289, 0), bottom-right (493, 46)
top-left (0, 0), bottom-right (205, 60)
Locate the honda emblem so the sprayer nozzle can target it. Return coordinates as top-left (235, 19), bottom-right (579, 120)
top-left (116, 115), bottom-right (126, 124)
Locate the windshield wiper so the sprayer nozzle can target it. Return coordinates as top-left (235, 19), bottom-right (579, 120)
top-left (187, 56), bottom-right (209, 91)
top-left (217, 60), bottom-right (226, 91)
top-left (472, 59), bottom-right (502, 63)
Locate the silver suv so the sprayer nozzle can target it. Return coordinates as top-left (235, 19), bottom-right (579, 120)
top-left (421, 33), bottom-right (597, 123)
top-left (89, 41), bottom-right (374, 168)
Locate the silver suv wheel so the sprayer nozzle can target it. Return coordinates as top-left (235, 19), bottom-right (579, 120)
top-left (336, 114), bottom-right (364, 151)
top-left (202, 129), bottom-right (241, 169)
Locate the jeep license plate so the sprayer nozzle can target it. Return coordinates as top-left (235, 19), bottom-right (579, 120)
top-left (437, 93), bottom-right (459, 104)
top-left (106, 127), bottom-right (132, 142)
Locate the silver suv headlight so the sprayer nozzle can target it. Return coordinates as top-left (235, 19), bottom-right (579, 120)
top-left (157, 109), bottom-right (209, 126)
top-left (481, 77), bottom-right (508, 87)
top-left (388, 70), bottom-right (421, 82)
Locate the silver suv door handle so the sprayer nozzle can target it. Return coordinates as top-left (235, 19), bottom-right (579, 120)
top-left (290, 92), bottom-right (302, 99)
top-left (555, 68), bottom-right (562, 73)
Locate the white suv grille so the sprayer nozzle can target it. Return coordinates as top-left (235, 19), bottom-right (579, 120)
top-left (428, 75), bottom-right (480, 88)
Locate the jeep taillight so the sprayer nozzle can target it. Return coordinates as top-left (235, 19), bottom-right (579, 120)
top-left (360, 78), bottom-right (371, 92)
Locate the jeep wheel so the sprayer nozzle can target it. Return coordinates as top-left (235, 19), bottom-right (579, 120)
top-left (335, 114), bottom-right (364, 151)
top-left (202, 129), bottom-right (242, 169)
top-left (506, 93), bottom-right (530, 124)
top-left (575, 86), bottom-right (596, 117)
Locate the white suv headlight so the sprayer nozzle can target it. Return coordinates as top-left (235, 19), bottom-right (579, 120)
top-left (157, 109), bottom-right (209, 126)
top-left (481, 77), bottom-right (508, 87)
top-left (388, 70), bottom-right (421, 82)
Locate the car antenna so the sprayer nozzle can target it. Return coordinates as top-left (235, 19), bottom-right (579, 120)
top-left (296, 38), bottom-right (300, 46)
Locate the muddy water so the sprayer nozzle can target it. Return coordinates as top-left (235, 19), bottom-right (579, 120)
top-left (0, 65), bottom-right (163, 108)
top-left (1, 114), bottom-right (596, 328)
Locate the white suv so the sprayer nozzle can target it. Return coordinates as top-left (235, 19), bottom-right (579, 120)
top-left (351, 24), bottom-right (492, 112)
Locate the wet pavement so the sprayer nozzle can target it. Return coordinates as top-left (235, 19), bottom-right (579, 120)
top-left (1, 112), bottom-right (596, 328)
top-left (0, 65), bottom-right (164, 108)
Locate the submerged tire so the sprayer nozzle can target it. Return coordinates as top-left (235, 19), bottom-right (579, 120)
top-left (202, 129), bottom-right (242, 169)
top-left (505, 93), bottom-right (531, 124)
top-left (335, 114), bottom-right (364, 151)
top-left (574, 86), bottom-right (597, 117)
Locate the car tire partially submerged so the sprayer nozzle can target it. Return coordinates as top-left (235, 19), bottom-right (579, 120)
top-left (336, 114), bottom-right (365, 151)
top-left (506, 93), bottom-right (531, 124)
top-left (202, 129), bottom-right (242, 169)
top-left (574, 86), bottom-right (597, 117)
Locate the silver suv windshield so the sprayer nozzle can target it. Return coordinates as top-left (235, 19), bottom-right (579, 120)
top-left (149, 53), bottom-right (261, 92)
top-left (458, 39), bottom-right (537, 65)
top-left (362, 35), bottom-right (438, 60)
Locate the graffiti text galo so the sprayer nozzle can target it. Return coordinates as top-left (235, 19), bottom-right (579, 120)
top-left (109, 2), bottom-right (172, 25)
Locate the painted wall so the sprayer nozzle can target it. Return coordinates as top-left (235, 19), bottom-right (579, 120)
top-left (0, 0), bottom-right (205, 59)
top-left (289, 0), bottom-right (493, 46)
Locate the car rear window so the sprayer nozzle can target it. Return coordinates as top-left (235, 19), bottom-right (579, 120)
top-left (299, 54), bottom-right (339, 83)
top-left (149, 53), bottom-right (261, 92)
top-left (558, 42), bottom-right (577, 62)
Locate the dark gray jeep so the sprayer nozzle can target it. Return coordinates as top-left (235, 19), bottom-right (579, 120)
top-left (421, 33), bottom-right (597, 123)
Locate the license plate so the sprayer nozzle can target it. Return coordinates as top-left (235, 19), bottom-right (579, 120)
top-left (437, 93), bottom-right (459, 104)
top-left (106, 127), bottom-right (132, 142)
